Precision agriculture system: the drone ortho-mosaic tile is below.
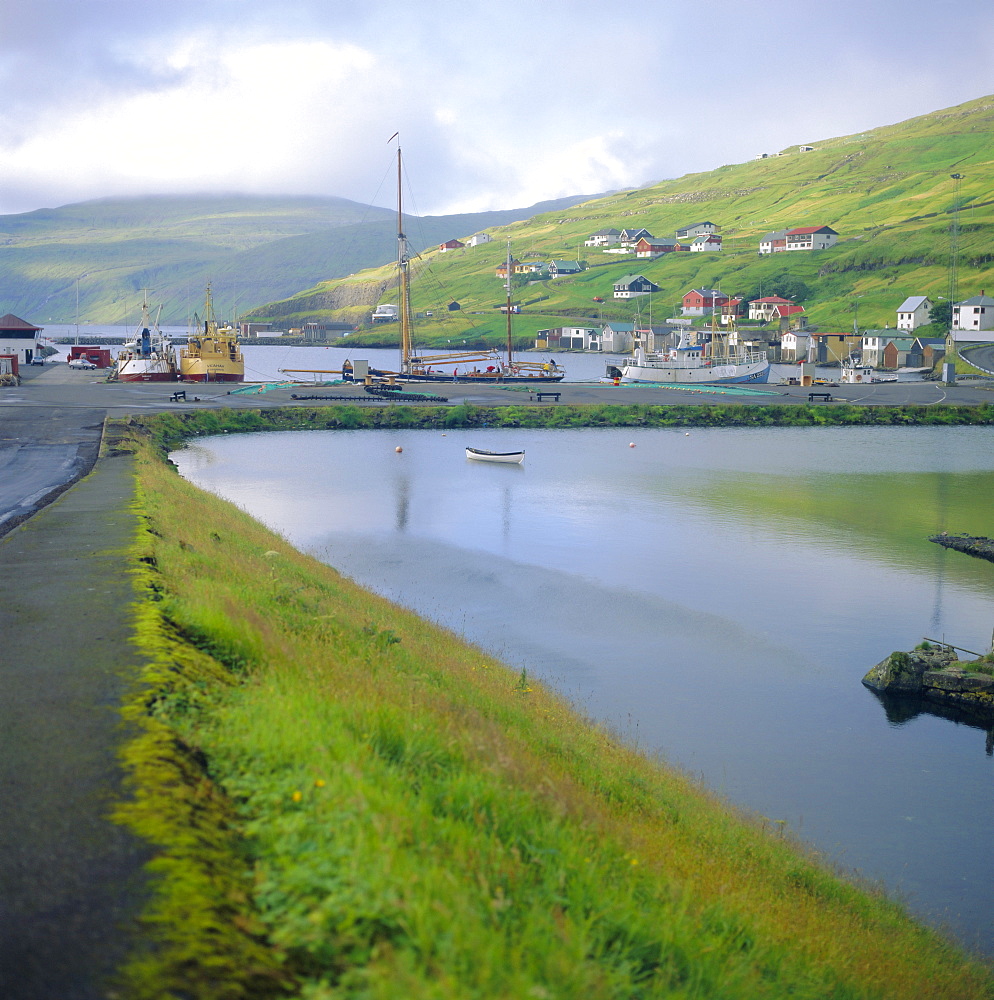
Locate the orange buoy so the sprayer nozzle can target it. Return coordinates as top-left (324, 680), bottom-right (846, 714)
top-left (629, 442), bottom-right (636, 448)
top-left (395, 446), bottom-right (403, 453)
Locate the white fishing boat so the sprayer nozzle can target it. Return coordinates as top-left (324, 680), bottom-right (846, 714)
top-left (465, 447), bottom-right (525, 464)
top-left (113, 292), bottom-right (178, 382)
top-left (612, 325), bottom-right (770, 385)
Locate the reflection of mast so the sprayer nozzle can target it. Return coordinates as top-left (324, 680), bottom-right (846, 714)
top-left (394, 472), bottom-right (410, 533)
top-left (928, 472), bottom-right (951, 635)
top-left (504, 241), bottom-right (514, 368)
top-left (396, 144), bottom-right (413, 372)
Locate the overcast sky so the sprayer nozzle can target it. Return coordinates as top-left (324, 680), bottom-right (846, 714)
top-left (2, 0), bottom-right (992, 218)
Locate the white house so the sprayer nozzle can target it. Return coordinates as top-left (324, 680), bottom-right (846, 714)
top-left (675, 221), bottom-right (717, 239)
top-left (952, 292), bottom-right (994, 333)
top-left (371, 304), bottom-right (400, 323)
top-left (784, 226), bottom-right (838, 251)
top-left (895, 296), bottom-right (932, 331)
top-left (758, 230), bottom-right (787, 254)
top-left (0, 313), bottom-right (42, 367)
top-left (861, 331), bottom-right (897, 368)
top-left (600, 323), bottom-right (635, 352)
top-left (780, 331), bottom-right (811, 362)
top-left (584, 228), bottom-right (621, 247)
top-left (689, 234), bottom-right (722, 252)
top-left (613, 275), bottom-right (661, 300)
top-left (618, 228), bottom-right (653, 247)
top-left (467, 233), bottom-right (493, 247)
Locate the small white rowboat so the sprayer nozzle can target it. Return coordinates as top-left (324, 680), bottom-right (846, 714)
top-left (465, 447), bottom-right (525, 464)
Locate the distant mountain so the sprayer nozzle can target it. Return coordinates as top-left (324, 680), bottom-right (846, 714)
top-left (0, 192), bottom-right (601, 325)
top-left (254, 93), bottom-right (994, 342)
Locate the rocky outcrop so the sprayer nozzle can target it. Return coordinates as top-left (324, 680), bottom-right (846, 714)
top-left (863, 646), bottom-right (994, 717)
top-left (929, 533), bottom-right (994, 564)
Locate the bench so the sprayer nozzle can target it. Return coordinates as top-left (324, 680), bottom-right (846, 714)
top-left (807, 392), bottom-right (832, 403)
top-left (534, 392), bottom-right (561, 403)
top-left (169, 390), bottom-right (187, 402)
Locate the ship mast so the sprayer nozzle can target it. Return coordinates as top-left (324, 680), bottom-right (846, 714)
top-left (504, 240), bottom-right (514, 368)
top-left (396, 145), bottom-right (413, 372)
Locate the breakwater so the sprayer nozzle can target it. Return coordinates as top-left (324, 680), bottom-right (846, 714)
top-left (930, 533), bottom-right (994, 563)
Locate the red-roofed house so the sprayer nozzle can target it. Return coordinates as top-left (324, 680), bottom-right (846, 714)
top-left (439, 239), bottom-right (465, 252)
top-left (785, 226), bottom-right (838, 251)
top-left (681, 289), bottom-right (729, 316)
top-left (748, 296), bottom-right (796, 322)
top-left (0, 313), bottom-right (42, 370)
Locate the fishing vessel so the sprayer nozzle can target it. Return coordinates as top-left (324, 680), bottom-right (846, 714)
top-left (465, 447), bottom-right (525, 464)
top-left (113, 292), bottom-right (178, 382)
top-left (179, 283), bottom-right (244, 383)
top-left (609, 321), bottom-right (770, 385)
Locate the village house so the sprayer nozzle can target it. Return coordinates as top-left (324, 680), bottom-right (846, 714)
top-left (466, 233), bottom-right (493, 247)
top-left (860, 330), bottom-right (895, 368)
top-left (600, 322), bottom-right (636, 352)
top-left (911, 336), bottom-right (946, 369)
top-left (895, 295), bottom-right (932, 331)
top-left (583, 228), bottom-right (622, 247)
top-left (438, 239), bottom-right (465, 252)
top-left (614, 275), bottom-right (661, 300)
top-left (748, 296), bottom-right (796, 322)
top-left (535, 326), bottom-right (598, 350)
top-left (689, 234), bottom-right (722, 252)
top-left (0, 313), bottom-right (42, 370)
top-left (881, 337), bottom-right (917, 370)
top-left (784, 226), bottom-right (838, 251)
top-left (780, 330), bottom-right (811, 362)
top-left (548, 260), bottom-right (583, 279)
top-left (495, 258), bottom-right (521, 278)
top-left (681, 288), bottom-right (728, 316)
top-left (635, 237), bottom-right (681, 258)
top-left (675, 221), bottom-right (718, 240)
top-left (618, 228), bottom-right (654, 247)
top-left (514, 261), bottom-right (545, 275)
top-left (952, 292), bottom-right (994, 332)
top-left (720, 297), bottom-right (745, 320)
top-left (758, 230), bottom-right (787, 254)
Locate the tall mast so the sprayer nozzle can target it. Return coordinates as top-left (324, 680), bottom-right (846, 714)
top-left (505, 240), bottom-right (513, 368)
top-left (397, 144), bottom-right (412, 370)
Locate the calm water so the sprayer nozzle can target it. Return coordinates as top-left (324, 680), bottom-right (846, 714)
top-left (173, 425), bottom-right (994, 957)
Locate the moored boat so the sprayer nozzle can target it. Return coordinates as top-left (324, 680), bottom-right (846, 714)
top-left (612, 326), bottom-right (770, 385)
top-left (114, 292), bottom-right (178, 382)
top-left (179, 283), bottom-right (244, 383)
top-left (466, 447), bottom-right (525, 464)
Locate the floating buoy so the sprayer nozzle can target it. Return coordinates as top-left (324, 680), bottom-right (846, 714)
top-left (685, 432), bottom-right (690, 436)
top-left (629, 442), bottom-right (636, 448)
top-left (395, 446), bottom-right (403, 453)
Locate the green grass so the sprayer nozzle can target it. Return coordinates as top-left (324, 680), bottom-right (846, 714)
top-left (110, 410), bottom-right (994, 998)
top-left (252, 93), bottom-right (994, 341)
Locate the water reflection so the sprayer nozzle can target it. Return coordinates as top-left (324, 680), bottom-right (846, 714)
top-left (869, 688), bottom-right (994, 756)
top-left (172, 425), bottom-right (994, 957)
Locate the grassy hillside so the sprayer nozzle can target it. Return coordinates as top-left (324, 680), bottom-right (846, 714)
top-left (113, 408), bottom-right (994, 998)
top-left (0, 193), bottom-right (597, 326)
top-left (251, 94), bottom-right (994, 344)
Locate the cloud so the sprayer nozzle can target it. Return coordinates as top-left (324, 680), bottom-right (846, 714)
top-left (0, 0), bottom-right (993, 217)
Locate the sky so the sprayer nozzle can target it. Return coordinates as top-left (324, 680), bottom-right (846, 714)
top-left (2, 0), bottom-right (993, 218)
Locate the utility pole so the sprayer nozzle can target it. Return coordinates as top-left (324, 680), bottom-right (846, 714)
top-left (948, 173), bottom-right (964, 354)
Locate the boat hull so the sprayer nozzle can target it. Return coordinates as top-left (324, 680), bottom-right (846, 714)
top-left (179, 359), bottom-right (243, 382)
top-left (620, 358), bottom-right (770, 385)
top-left (372, 368), bottom-right (564, 384)
top-left (115, 360), bottom-right (178, 382)
top-left (466, 448), bottom-right (524, 464)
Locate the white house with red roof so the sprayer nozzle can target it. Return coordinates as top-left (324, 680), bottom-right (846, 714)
top-left (784, 226), bottom-right (838, 251)
top-left (0, 313), bottom-right (42, 369)
top-left (748, 296), bottom-right (796, 322)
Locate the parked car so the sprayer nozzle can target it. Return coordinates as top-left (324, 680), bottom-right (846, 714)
top-left (30, 356), bottom-right (46, 365)
top-left (68, 358), bottom-right (98, 370)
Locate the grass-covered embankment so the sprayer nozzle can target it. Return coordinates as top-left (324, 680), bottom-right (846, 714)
top-left (113, 411), bottom-right (994, 998)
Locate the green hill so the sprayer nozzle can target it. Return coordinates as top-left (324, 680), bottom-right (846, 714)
top-left (250, 94), bottom-right (994, 347)
top-left (0, 193), bottom-right (599, 325)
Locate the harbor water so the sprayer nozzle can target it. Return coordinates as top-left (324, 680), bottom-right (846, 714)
top-left (173, 424), bottom-right (994, 958)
